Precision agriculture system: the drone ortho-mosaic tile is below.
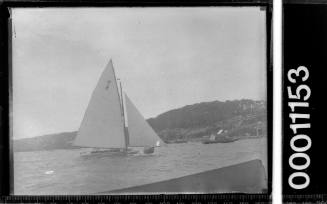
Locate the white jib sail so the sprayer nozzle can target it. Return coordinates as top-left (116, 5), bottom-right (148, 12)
top-left (73, 60), bottom-right (126, 148)
top-left (124, 93), bottom-right (163, 147)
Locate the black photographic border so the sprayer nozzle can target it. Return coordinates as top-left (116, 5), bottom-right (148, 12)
top-left (283, 0), bottom-right (327, 202)
top-left (0, 1), bottom-right (272, 202)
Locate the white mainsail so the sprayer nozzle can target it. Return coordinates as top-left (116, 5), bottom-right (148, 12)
top-left (124, 93), bottom-right (163, 147)
top-left (73, 60), bottom-right (126, 148)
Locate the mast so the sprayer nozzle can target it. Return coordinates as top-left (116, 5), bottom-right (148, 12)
top-left (119, 80), bottom-right (129, 149)
top-left (111, 60), bottom-right (128, 150)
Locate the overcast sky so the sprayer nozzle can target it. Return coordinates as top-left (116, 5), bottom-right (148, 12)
top-left (12, 7), bottom-right (266, 139)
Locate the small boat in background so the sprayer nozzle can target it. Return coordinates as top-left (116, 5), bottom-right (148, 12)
top-left (202, 130), bottom-right (237, 144)
top-left (202, 136), bottom-right (238, 144)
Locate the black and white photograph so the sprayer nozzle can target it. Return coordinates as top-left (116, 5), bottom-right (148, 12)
top-left (11, 7), bottom-right (268, 195)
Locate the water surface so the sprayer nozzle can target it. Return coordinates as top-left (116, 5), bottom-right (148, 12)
top-left (14, 138), bottom-right (267, 195)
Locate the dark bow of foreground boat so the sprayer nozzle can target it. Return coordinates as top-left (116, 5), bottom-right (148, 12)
top-left (99, 159), bottom-right (267, 194)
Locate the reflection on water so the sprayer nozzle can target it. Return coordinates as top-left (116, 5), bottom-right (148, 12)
top-left (14, 138), bottom-right (267, 195)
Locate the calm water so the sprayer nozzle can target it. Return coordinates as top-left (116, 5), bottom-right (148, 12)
top-left (14, 138), bottom-right (267, 195)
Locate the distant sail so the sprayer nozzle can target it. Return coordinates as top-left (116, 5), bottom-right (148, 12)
top-left (124, 93), bottom-right (163, 147)
top-left (209, 134), bottom-right (216, 141)
top-left (73, 60), bottom-right (126, 148)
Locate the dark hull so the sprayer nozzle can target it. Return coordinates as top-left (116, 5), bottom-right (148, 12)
top-left (80, 148), bottom-right (141, 157)
top-left (143, 147), bottom-right (155, 154)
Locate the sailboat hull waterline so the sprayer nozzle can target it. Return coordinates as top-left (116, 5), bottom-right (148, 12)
top-left (79, 148), bottom-right (140, 158)
top-left (73, 59), bottom-right (165, 156)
